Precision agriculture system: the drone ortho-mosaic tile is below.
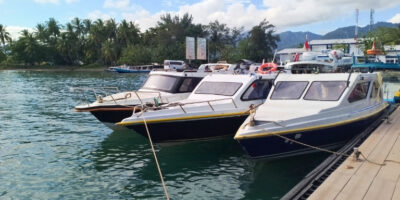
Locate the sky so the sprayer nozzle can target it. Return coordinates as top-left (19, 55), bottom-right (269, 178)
top-left (1, 0), bottom-right (400, 39)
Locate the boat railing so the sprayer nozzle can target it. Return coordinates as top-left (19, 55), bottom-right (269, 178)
top-left (72, 87), bottom-right (168, 106)
top-left (72, 86), bottom-right (121, 105)
top-left (155, 98), bottom-right (238, 114)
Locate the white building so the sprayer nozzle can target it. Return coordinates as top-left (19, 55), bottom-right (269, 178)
top-left (276, 48), bottom-right (306, 63)
top-left (277, 38), bottom-right (364, 62)
top-left (309, 38), bottom-right (362, 55)
top-left (384, 45), bottom-right (400, 56)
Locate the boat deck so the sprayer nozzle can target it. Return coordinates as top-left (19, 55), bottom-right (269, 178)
top-left (309, 106), bottom-right (400, 200)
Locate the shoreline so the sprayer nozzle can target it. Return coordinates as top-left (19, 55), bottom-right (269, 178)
top-left (0, 66), bottom-right (108, 72)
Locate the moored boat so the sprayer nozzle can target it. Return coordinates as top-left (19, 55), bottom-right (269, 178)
top-left (114, 65), bottom-right (162, 73)
top-left (117, 73), bottom-right (276, 142)
top-left (286, 50), bottom-right (353, 73)
top-left (75, 70), bottom-right (207, 127)
top-left (234, 72), bottom-right (389, 159)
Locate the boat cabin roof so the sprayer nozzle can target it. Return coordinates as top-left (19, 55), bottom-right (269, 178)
top-left (253, 72), bottom-right (382, 121)
top-left (197, 63), bottom-right (236, 72)
top-left (149, 70), bottom-right (208, 78)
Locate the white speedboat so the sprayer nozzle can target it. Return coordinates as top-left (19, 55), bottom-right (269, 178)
top-left (235, 72), bottom-right (388, 159)
top-left (286, 50), bottom-right (353, 73)
top-left (117, 73), bottom-right (276, 142)
top-left (75, 70), bottom-right (208, 126)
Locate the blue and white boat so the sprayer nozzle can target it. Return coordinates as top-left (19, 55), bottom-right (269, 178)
top-left (114, 64), bottom-right (161, 73)
top-left (351, 55), bottom-right (400, 71)
top-left (234, 72), bottom-right (388, 159)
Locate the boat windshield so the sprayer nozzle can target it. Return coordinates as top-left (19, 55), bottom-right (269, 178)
top-left (195, 81), bottom-right (242, 96)
top-left (142, 75), bottom-right (179, 92)
top-left (304, 81), bottom-right (347, 101)
top-left (270, 81), bottom-right (309, 100)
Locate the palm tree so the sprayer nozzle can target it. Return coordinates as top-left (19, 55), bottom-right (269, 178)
top-left (0, 24), bottom-right (12, 52)
top-left (17, 29), bottom-right (41, 65)
top-left (105, 19), bottom-right (117, 40)
top-left (46, 18), bottom-right (60, 37)
top-left (117, 20), bottom-right (140, 47)
top-left (101, 39), bottom-right (117, 65)
top-left (34, 23), bottom-right (48, 43)
top-left (72, 17), bottom-right (84, 38)
top-left (82, 19), bottom-right (92, 38)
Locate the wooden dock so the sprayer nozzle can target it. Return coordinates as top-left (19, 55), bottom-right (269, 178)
top-left (308, 107), bottom-right (400, 200)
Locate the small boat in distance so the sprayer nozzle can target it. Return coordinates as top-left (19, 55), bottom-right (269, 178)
top-left (285, 50), bottom-right (353, 74)
top-left (235, 72), bottom-right (388, 159)
top-left (114, 64), bottom-right (163, 73)
top-left (117, 73), bottom-right (276, 142)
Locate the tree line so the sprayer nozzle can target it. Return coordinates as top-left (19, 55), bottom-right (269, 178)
top-left (0, 14), bottom-right (280, 67)
top-left (362, 25), bottom-right (400, 53)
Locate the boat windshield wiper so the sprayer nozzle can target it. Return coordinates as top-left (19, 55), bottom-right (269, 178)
top-left (346, 69), bottom-right (353, 88)
top-left (273, 67), bottom-right (285, 86)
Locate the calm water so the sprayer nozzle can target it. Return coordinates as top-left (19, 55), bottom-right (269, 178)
top-left (0, 70), bottom-right (329, 199)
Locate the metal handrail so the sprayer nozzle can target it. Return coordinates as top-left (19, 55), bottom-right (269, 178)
top-left (167, 98), bottom-right (238, 114)
top-left (72, 86), bottom-right (166, 106)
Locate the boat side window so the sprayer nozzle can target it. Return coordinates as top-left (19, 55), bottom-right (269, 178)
top-left (370, 81), bottom-right (379, 99)
top-left (304, 81), bottom-right (347, 101)
top-left (348, 82), bottom-right (370, 103)
top-left (195, 81), bottom-right (243, 96)
top-left (241, 80), bottom-right (273, 101)
top-left (178, 77), bottom-right (202, 93)
top-left (270, 81), bottom-right (309, 100)
top-left (142, 75), bottom-right (179, 92)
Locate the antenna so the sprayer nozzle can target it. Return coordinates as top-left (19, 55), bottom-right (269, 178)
top-left (370, 9), bottom-right (375, 32)
top-left (355, 9), bottom-right (359, 43)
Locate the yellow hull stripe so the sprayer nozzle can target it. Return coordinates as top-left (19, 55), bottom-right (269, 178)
top-left (234, 103), bottom-right (388, 140)
top-left (117, 111), bottom-right (250, 126)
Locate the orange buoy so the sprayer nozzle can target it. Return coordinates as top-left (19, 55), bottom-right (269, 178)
top-left (257, 63), bottom-right (278, 74)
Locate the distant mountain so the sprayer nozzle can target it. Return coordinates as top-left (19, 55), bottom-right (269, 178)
top-left (321, 22), bottom-right (399, 39)
top-left (277, 31), bottom-right (322, 50)
top-left (276, 22), bottom-right (399, 50)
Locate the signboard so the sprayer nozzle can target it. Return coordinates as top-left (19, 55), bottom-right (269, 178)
top-left (185, 37), bottom-right (195, 60)
top-left (197, 37), bottom-right (207, 60)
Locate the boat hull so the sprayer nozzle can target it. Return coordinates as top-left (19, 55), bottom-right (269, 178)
top-left (115, 68), bottom-right (151, 73)
top-left (236, 109), bottom-right (385, 159)
top-left (75, 106), bottom-right (136, 124)
top-left (125, 115), bottom-right (249, 142)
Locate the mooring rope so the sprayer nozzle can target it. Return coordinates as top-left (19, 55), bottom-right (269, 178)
top-left (269, 132), bottom-right (400, 166)
top-left (139, 106), bottom-right (170, 200)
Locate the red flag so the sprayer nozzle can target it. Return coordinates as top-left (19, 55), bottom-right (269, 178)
top-left (293, 53), bottom-right (300, 61)
top-left (304, 34), bottom-right (310, 51)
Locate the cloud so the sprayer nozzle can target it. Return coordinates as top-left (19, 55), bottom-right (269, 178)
top-left (5, 26), bottom-right (34, 40)
top-left (103, 0), bottom-right (400, 32)
top-left (388, 13), bottom-right (400, 23)
top-left (34, 0), bottom-right (59, 4)
top-left (87, 10), bottom-right (113, 21)
top-left (104, 0), bottom-right (130, 10)
top-left (65, 0), bottom-right (79, 3)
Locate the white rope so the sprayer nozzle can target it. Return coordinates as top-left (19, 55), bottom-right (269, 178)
top-left (138, 106), bottom-right (170, 200)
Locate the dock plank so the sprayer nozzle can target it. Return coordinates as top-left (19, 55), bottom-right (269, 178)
top-left (334, 121), bottom-right (400, 200)
top-left (392, 178), bottom-right (400, 200)
top-left (363, 132), bottom-right (400, 200)
top-left (309, 108), bottom-right (400, 200)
